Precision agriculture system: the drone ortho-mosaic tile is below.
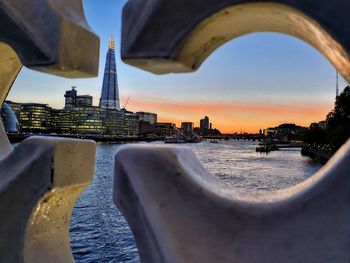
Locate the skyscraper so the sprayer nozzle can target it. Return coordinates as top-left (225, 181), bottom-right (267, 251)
top-left (99, 37), bottom-right (120, 110)
top-left (200, 116), bottom-right (209, 131)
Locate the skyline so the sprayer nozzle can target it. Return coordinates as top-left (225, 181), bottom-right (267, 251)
top-left (6, 0), bottom-right (348, 133)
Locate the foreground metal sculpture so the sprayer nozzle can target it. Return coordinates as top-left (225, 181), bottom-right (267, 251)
top-left (121, 0), bottom-right (350, 83)
top-left (115, 143), bottom-right (350, 262)
top-left (117, 0), bottom-right (350, 262)
top-left (0, 0), bottom-right (99, 262)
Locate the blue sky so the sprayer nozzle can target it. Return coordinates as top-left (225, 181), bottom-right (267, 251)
top-left (7, 0), bottom-right (347, 132)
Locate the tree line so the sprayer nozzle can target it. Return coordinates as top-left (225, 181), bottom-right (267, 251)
top-left (304, 86), bottom-right (350, 152)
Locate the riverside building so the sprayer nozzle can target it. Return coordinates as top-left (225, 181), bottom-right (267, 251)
top-left (136, 112), bottom-right (157, 125)
top-left (181, 122), bottom-right (194, 136)
top-left (49, 108), bottom-right (72, 134)
top-left (20, 103), bottom-right (50, 133)
top-left (200, 116), bottom-right (210, 131)
top-left (2, 38), bottom-right (140, 136)
top-left (3, 87), bottom-right (140, 136)
top-left (155, 122), bottom-right (177, 137)
top-left (65, 87), bottom-right (93, 108)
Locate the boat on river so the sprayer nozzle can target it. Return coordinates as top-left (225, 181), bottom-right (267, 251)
top-left (256, 143), bottom-right (278, 153)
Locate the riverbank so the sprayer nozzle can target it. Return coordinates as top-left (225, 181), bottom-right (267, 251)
top-left (6, 133), bottom-right (164, 143)
top-left (301, 145), bottom-right (332, 164)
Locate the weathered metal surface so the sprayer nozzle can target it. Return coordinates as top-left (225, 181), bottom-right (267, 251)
top-left (0, 43), bottom-right (21, 160)
top-left (121, 0), bottom-right (350, 83)
top-left (0, 0), bottom-right (100, 158)
top-left (0, 121), bottom-right (12, 160)
top-left (0, 137), bottom-right (95, 262)
top-left (23, 137), bottom-right (95, 263)
top-left (119, 1), bottom-right (350, 262)
top-left (115, 141), bottom-right (350, 263)
top-left (0, 0), bottom-right (99, 261)
top-left (0, 43), bottom-right (21, 104)
top-left (0, 0), bottom-right (100, 78)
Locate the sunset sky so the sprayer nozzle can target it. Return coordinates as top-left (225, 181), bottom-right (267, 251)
top-left (6, 0), bottom-right (348, 133)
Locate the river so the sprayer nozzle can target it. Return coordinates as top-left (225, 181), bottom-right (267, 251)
top-left (70, 140), bottom-right (322, 262)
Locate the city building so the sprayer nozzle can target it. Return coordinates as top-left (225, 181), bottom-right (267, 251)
top-left (49, 108), bottom-right (72, 134)
top-left (200, 116), bottom-right (210, 131)
top-left (136, 111), bottom-right (157, 125)
top-left (99, 37), bottom-right (120, 110)
top-left (69, 107), bottom-right (106, 135)
top-left (310, 120), bottom-right (327, 130)
top-left (64, 87), bottom-right (77, 108)
top-left (264, 123), bottom-right (307, 142)
top-left (2, 38), bottom-right (141, 137)
top-left (139, 121), bottom-right (159, 136)
top-left (197, 116), bottom-right (221, 136)
top-left (103, 109), bottom-right (139, 136)
top-left (181, 122), bottom-right (194, 136)
top-left (47, 107), bottom-right (139, 136)
top-left (76, 95), bottom-right (93, 107)
top-left (155, 122), bottom-right (177, 137)
top-left (104, 109), bottom-right (123, 135)
top-left (65, 87), bottom-right (93, 108)
top-left (120, 109), bottom-right (139, 136)
top-left (20, 103), bottom-right (50, 133)
top-left (1, 103), bottom-right (19, 133)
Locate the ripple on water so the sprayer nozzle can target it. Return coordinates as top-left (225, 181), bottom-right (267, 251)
top-left (71, 140), bottom-right (322, 262)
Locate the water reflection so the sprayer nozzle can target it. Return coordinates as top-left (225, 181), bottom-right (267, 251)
top-left (191, 140), bottom-right (322, 191)
top-left (71, 140), bottom-right (322, 262)
top-left (71, 144), bottom-right (140, 263)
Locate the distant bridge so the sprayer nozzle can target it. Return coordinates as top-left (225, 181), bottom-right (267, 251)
top-left (203, 134), bottom-right (262, 141)
top-left (6, 133), bottom-right (164, 143)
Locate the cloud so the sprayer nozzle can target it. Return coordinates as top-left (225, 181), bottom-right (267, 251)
top-left (123, 93), bottom-right (333, 133)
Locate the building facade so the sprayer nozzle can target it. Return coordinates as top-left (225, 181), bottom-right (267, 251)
top-left (99, 37), bottom-right (120, 110)
top-left (181, 122), bottom-right (194, 136)
top-left (47, 107), bottom-right (139, 136)
top-left (76, 95), bottom-right (93, 107)
top-left (264, 123), bottom-right (307, 142)
top-left (136, 112), bottom-right (157, 125)
top-left (155, 122), bottom-right (177, 137)
top-left (64, 87), bottom-right (77, 108)
top-left (69, 107), bottom-right (106, 135)
top-left (49, 109), bottom-right (72, 134)
top-left (20, 103), bottom-right (50, 133)
top-left (200, 116), bottom-right (209, 131)
top-left (65, 87), bottom-right (93, 108)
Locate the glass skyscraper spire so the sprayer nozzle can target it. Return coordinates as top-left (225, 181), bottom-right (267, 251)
top-left (99, 37), bottom-right (120, 110)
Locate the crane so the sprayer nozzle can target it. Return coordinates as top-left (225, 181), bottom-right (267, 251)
top-left (123, 97), bottom-right (130, 109)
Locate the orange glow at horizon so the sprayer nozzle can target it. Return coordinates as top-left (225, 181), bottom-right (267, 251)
top-left (124, 95), bottom-right (334, 134)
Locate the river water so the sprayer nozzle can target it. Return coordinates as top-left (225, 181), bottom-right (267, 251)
top-left (70, 140), bottom-right (322, 262)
